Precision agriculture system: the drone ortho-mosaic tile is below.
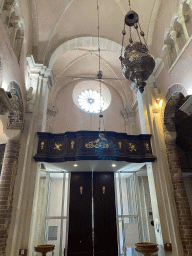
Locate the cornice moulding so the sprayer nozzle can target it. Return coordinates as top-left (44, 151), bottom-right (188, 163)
top-left (179, 95), bottom-right (192, 116)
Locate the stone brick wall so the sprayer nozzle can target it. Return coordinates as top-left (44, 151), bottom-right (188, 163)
top-left (165, 132), bottom-right (192, 256)
top-left (0, 58), bottom-right (2, 86)
top-left (7, 111), bottom-right (23, 130)
top-left (0, 140), bottom-right (20, 255)
top-left (163, 90), bottom-right (192, 255)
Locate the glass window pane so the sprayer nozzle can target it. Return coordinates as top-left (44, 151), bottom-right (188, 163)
top-left (61, 219), bottom-right (67, 255)
top-left (46, 219), bottom-right (61, 256)
top-left (48, 173), bottom-right (64, 216)
top-left (63, 173), bottom-right (70, 217)
top-left (115, 173), bottom-right (122, 216)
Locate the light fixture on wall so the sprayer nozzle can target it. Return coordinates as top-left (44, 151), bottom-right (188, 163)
top-left (119, 0), bottom-right (155, 93)
top-left (96, 0), bottom-right (108, 148)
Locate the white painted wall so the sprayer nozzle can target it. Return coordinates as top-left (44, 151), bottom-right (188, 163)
top-left (51, 83), bottom-right (125, 133)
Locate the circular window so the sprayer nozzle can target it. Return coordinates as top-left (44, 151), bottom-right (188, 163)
top-left (73, 81), bottom-right (111, 113)
top-left (78, 90), bottom-right (104, 113)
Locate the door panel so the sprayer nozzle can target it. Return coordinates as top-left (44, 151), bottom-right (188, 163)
top-left (67, 172), bottom-right (92, 255)
top-left (67, 172), bottom-right (118, 256)
top-left (93, 172), bottom-right (118, 255)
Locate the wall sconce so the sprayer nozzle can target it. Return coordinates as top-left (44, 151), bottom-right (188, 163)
top-left (152, 78), bottom-right (162, 104)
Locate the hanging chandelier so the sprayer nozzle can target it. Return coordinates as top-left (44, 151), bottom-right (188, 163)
top-left (119, 0), bottom-right (155, 93)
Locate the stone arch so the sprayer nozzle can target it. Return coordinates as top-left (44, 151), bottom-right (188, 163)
top-left (1, 0), bottom-right (24, 62)
top-left (165, 83), bottom-right (187, 101)
top-left (48, 37), bottom-right (122, 68)
top-left (163, 83), bottom-right (192, 256)
top-left (164, 91), bottom-right (185, 132)
top-left (163, 84), bottom-right (187, 130)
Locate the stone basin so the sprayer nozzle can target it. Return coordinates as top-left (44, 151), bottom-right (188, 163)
top-left (135, 242), bottom-right (158, 256)
top-left (34, 244), bottom-right (55, 255)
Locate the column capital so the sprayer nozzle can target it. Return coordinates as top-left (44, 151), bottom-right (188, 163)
top-left (121, 108), bottom-right (136, 120)
top-left (26, 55), bottom-right (55, 87)
top-left (47, 108), bottom-right (57, 118)
top-left (170, 30), bottom-right (177, 41)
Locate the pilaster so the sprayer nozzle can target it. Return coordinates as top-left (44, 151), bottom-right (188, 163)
top-left (170, 28), bottom-right (180, 55)
top-left (162, 44), bottom-right (173, 68)
top-left (178, 15), bottom-right (189, 41)
top-left (137, 81), bottom-right (185, 255)
top-left (121, 105), bottom-right (137, 135)
top-left (6, 55), bottom-right (54, 256)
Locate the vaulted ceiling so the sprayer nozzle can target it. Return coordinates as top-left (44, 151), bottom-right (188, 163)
top-left (32, 0), bottom-right (159, 107)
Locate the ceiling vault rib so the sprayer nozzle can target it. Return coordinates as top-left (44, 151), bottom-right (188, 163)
top-left (29, 0), bottom-right (39, 59)
top-left (115, 0), bottom-right (127, 16)
top-left (91, 52), bottom-right (130, 105)
top-left (92, 52), bottom-right (125, 89)
top-left (49, 37), bottom-right (123, 68)
top-left (147, 0), bottom-right (162, 47)
top-left (54, 52), bottom-right (91, 85)
top-left (42, 0), bottom-right (76, 63)
top-left (52, 50), bottom-right (128, 107)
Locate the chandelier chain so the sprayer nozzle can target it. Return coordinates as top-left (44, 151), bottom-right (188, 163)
top-left (138, 22), bottom-right (147, 45)
top-left (120, 21), bottom-right (126, 58)
top-left (97, 0), bottom-right (106, 135)
top-left (130, 26), bottom-right (132, 41)
top-left (128, 0), bottom-right (131, 10)
top-left (97, 0), bottom-right (101, 72)
top-left (135, 27), bottom-right (142, 43)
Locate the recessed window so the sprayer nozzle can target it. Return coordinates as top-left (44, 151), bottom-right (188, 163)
top-left (73, 81), bottom-right (111, 114)
top-left (78, 90), bottom-right (104, 113)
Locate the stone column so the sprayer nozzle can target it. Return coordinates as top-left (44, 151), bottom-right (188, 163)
top-left (5, 55), bottom-right (54, 256)
top-left (186, 0), bottom-right (192, 10)
top-left (121, 107), bottom-right (137, 135)
top-left (0, 1), bottom-right (14, 26)
top-left (9, 21), bottom-right (19, 48)
top-left (0, 139), bottom-right (20, 255)
top-left (139, 82), bottom-right (185, 255)
top-left (163, 44), bottom-right (173, 68)
top-left (170, 29), bottom-right (180, 56)
top-left (165, 131), bottom-right (192, 256)
top-left (179, 15), bottom-right (189, 41)
top-left (46, 108), bottom-right (57, 132)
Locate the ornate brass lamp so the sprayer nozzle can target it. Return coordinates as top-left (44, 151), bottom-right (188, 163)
top-left (120, 1), bottom-right (155, 93)
top-left (96, 114), bottom-right (108, 148)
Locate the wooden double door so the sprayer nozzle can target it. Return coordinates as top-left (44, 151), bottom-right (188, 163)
top-left (67, 172), bottom-right (118, 256)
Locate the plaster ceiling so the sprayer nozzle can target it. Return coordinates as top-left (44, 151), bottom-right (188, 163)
top-left (43, 160), bottom-right (146, 173)
top-left (33, 0), bottom-right (158, 107)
